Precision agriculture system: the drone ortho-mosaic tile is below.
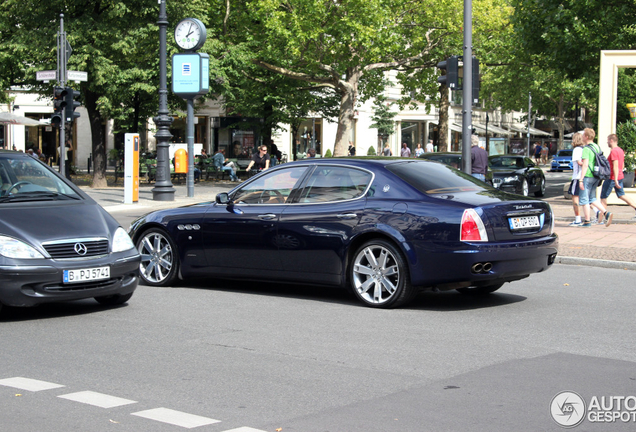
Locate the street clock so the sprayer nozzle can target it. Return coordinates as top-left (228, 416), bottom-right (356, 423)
top-left (174, 18), bottom-right (207, 51)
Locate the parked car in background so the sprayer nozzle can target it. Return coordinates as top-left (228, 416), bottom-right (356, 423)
top-left (129, 158), bottom-right (557, 309)
top-left (0, 150), bottom-right (140, 314)
top-left (550, 149), bottom-right (574, 172)
top-left (488, 155), bottom-right (546, 197)
top-left (418, 152), bottom-right (493, 185)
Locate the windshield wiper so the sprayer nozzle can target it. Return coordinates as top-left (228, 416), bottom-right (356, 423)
top-left (0, 191), bottom-right (81, 202)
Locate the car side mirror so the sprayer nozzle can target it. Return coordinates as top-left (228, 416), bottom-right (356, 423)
top-left (216, 192), bottom-right (244, 215)
top-left (216, 192), bottom-right (230, 204)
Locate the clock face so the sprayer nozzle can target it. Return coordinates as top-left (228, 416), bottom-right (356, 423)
top-left (175, 19), bottom-right (205, 50)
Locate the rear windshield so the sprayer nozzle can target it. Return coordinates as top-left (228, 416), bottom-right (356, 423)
top-left (386, 160), bottom-right (488, 194)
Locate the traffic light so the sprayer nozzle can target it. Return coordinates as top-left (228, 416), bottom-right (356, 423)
top-left (51, 86), bottom-right (68, 128)
top-left (64, 87), bottom-right (81, 123)
top-left (471, 56), bottom-right (480, 104)
top-left (437, 55), bottom-right (459, 90)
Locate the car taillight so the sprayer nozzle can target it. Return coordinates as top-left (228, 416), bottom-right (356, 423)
top-left (460, 209), bottom-right (488, 242)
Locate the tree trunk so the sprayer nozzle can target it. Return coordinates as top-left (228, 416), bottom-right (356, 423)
top-left (438, 85), bottom-right (450, 152)
top-left (84, 89), bottom-right (108, 188)
top-left (333, 70), bottom-right (361, 157)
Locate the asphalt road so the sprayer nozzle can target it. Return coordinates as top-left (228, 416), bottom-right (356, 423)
top-left (1, 263), bottom-right (635, 432)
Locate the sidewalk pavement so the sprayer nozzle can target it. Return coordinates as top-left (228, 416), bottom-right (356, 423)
top-left (78, 179), bottom-right (636, 271)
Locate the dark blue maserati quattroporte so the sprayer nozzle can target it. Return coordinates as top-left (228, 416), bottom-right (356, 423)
top-left (129, 158), bottom-right (558, 308)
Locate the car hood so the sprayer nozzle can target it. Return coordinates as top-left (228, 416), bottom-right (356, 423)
top-left (0, 201), bottom-right (116, 247)
top-left (553, 156), bottom-right (570, 161)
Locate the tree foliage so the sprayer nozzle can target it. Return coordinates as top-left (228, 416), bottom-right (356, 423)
top-left (510, 0), bottom-right (636, 81)
top-left (0, 0), bottom-right (208, 186)
top-left (212, 0), bottom-right (467, 155)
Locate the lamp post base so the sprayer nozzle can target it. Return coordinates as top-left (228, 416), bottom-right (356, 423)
top-left (151, 186), bottom-right (176, 201)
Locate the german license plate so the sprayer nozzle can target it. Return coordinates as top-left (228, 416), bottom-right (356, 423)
top-left (63, 266), bottom-right (110, 284)
top-left (509, 215), bottom-right (540, 230)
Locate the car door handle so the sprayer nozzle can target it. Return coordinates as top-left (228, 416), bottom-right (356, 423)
top-left (258, 214), bottom-right (277, 220)
top-left (336, 213), bottom-right (357, 219)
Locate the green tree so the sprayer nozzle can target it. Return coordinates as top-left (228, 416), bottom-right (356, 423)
top-left (370, 95), bottom-right (397, 153)
top-left (0, 0), bottom-right (208, 187)
top-left (510, 0), bottom-right (636, 81)
top-left (215, 0), bottom-right (467, 156)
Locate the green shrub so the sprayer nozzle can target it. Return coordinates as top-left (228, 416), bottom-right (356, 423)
top-left (616, 121), bottom-right (636, 171)
top-left (367, 146), bottom-right (376, 156)
top-left (324, 149), bottom-right (332, 158)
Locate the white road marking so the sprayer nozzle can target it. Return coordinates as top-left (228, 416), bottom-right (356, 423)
top-left (58, 391), bottom-right (137, 408)
top-left (0, 377), bottom-right (65, 392)
top-left (220, 428), bottom-right (268, 432)
top-left (131, 407), bottom-right (221, 429)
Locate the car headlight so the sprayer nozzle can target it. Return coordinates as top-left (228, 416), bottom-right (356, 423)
top-left (112, 227), bottom-right (136, 252)
top-left (503, 176), bottom-right (518, 183)
top-left (0, 236), bottom-right (45, 259)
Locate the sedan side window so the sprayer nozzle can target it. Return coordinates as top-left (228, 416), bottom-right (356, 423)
top-left (298, 166), bottom-right (372, 203)
top-left (233, 166), bottom-right (307, 204)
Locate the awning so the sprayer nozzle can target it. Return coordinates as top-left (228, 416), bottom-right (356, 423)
top-left (508, 124), bottom-right (552, 137)
top-left (564, 130), bottom-right (585, 138)
top-left (431, 122), bottom-right (463, 133)
top-left (0, 112), bottom-right (44, 126)
top-left (472, 122), bottom-right (514, 136)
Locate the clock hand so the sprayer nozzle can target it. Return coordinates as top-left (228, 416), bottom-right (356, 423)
top-left (186, 23), bottom-right (193, 37)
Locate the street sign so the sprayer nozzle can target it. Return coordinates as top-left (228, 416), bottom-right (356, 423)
top-left (36, 70), bottom-right (57, 81)
top-left (66, 40), bottom-right (73, 60)
top-left (67, 71), bottom-right (88, 82)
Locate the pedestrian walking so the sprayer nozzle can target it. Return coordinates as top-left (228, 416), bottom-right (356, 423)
top-left (414, 143), bottom-right (424, 158)
top-left (400, 142), bottom-right (411, 158)
top-left (567, 133), bottom-right (585, 226)
top-left (426, 140), bottom-right (434, 153)
top-left (470, 135), bottom-right (488, 181)
top-left (540, 143), bottom-right (549, 165)
top-left (533, 142), bottom-right (542, 165)
top-left (600, 133), bottom-right (636, 219)
top-left (578, 128), bottom-right (612, 227)
top-left (382, 143), bottom-right (392, 156)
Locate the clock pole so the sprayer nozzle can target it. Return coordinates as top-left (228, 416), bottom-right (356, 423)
top-left (152, 0), bottom-right (176, 201)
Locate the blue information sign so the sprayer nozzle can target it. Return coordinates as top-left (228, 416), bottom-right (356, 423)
top-left (172, 53), bottom-right (210, 98)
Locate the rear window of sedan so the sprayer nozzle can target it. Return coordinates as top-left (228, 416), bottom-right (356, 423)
top-left (386, 160), bottom-right (486, 194)
top-left (299, 166), bottom-right (372, 202)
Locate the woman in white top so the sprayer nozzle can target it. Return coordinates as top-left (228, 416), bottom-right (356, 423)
top-left (568, 133), bottom-right (585, 225)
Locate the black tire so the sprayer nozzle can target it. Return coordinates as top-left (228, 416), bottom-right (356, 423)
top-left (457, 283), bottom-right (504, 295)
top-left (95, 292), bottom-right (133, 305)
top-left (534, 177), bottom-right (546, 197)
top-left (350, 239), bottom-right (415, 308)
top-left (136, 228), bottom-right (180, 286)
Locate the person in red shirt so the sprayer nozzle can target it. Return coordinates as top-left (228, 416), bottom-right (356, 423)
top-left (600, 134), bottom-right (636, 219)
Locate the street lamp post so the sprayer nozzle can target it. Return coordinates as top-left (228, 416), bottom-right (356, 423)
top-left (152, 0), bottom-right (176, 201)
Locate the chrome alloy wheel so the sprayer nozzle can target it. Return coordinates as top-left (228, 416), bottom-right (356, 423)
top-left (138, 230), bottom-right (175, 285)
top-left (352, 244), bottom-right (401, 305)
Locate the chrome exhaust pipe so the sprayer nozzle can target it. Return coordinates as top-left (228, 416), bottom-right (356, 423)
top-left (471, 263), bottom-right (483, 273)
top-left (482, 262), bottom-right (493, 272)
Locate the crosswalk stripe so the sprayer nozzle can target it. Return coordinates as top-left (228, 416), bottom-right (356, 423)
top-left (58, 391), bottom-right (137, 408)
top-left (0, 377), bottom-right (65, 392)
top-left (220, 428), bottom-right (268, 432)
top-left (131, 407), bottom-right (221, 429)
